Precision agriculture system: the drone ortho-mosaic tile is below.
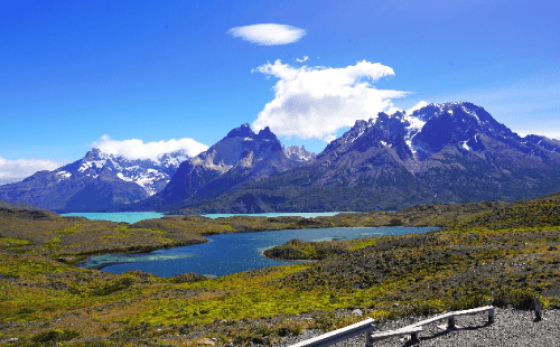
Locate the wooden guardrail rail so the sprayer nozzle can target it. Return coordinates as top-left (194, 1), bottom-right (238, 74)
top-left (289, 301), bottom-right (496, 347)
top-left (289, 318), bottom-right (375, 347)
top-left (371, 300), bottom-right (495, 343)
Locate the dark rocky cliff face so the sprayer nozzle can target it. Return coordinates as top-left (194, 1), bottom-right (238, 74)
top-left (132, 124), bottom-right (310, 212)
top-left (172, 102), bottom-right (560, 213)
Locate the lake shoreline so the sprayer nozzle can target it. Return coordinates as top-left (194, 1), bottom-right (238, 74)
top-left (59, 209), bottom-right (451, 277)
top-left (81, 225), bottom-right (436, 277)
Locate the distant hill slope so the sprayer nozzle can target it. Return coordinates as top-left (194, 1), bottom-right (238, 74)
top-left (0, 199), bottom-right (59, 220)
top-left (171, 102), bottom-right (560, 214)
top-left (0, 198), bottom-right (41, 210)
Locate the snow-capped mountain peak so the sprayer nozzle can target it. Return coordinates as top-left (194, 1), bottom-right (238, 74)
top-left (69, 148), bottom-right (190, 196)
top-left (322, 101), bottom-right (521, 161)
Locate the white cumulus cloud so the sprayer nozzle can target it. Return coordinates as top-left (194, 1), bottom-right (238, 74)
top-left (91, 135), bottom-right (208, 162)
top-left (227, 24), bottom-right (306, 46)
top-left (252, 60), bottom-right (410, 142)
top-left (0, 157), bottom-right (67, 185)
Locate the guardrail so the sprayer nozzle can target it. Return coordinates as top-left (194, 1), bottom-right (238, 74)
top-left (289, 301), bottom-right (496, 347)
top-left (289, 318), bottom-right (375, 347)
top-left (371, 300), bottom-right (494, 344)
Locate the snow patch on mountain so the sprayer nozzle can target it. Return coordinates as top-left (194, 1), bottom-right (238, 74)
top-left (461, 105), bottom-right (480, 123)
top-left (403, 113), bottom-right (426, 155)
top-left (56, 171), bottom-right (71, 182)
top-left (284, 145), bottom-right (316, 162)
top-left (78, 162), bottom-right (92, 173)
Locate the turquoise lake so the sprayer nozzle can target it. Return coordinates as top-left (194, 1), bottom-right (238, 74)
top-left (60, 211), bottom-right (352, 224)
top-left (61, 212), bottom-right (166, 224)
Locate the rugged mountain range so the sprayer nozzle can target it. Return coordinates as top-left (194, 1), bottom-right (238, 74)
top-left (128, 124), bottom-right (311, 212)
top-left (171, 102), bottom-right (560, 213)
top-left (0, 149), bottom-right (191, 212)
top-left (3, 102), bottom-right (560, 214)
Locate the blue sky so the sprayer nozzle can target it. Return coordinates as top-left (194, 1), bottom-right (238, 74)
top-left (1, 0), bottom-right (559, 183)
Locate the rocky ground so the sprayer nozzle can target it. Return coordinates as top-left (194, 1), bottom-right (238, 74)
top-left (278, 308), bottom-right (560, 347)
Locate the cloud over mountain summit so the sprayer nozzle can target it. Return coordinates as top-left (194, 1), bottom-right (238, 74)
top-left (90, 135), bottom-right (208, 162)
top-left (252, 60), bottom-right (409, 142)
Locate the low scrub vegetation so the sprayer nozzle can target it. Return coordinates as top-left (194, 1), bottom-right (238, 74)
top-left (1, 193), bottom-right (560, 345)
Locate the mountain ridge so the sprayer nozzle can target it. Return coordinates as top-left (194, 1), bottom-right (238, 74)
top-left (169, 102), bottom-right (560, 214)
top-left (2, 101), bottom-right (560, 214)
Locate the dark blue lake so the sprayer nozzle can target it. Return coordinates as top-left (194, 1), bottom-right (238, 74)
top-left (80, 226), bottom-right (437, 277)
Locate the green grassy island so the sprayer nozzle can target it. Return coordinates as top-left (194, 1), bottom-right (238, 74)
top-left (2, 192), bottom-right (560, 346)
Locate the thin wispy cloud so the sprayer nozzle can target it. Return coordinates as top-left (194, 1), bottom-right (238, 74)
top-left (252, 60), bottom-right (409, 142)
top-left (296, 56), bottom-right (309, 63)
top-left (91, 135), bottom-right (208, 162)
top-left (0, 157), bottom-right (68, 185)
top-left (227, 24), bottom-right (306, 46)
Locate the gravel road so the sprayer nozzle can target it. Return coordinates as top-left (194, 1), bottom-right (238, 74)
top-left (278, 308), bottom-right (560, 347)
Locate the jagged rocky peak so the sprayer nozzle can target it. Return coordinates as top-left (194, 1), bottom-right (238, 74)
top-left (410, 102), bottom-right (518, 159)
top-left (226, 123), bottom-right (278, 142)
top-left (225, 123), bottom-right (254, 139)
top-left (322, 118), bottom-right (374, 154)
top-left (85, 148), bottom-right (102, 159)
top-left (152, 123), bottom-right (312, 210)
top-left (284, 145), bottom-right (316, 162)
top-left (159, 151), bottom-right (190, 168)
top-left (409, 102), bottom-right (497, 126)
top-left (256, 126), bottom-right (276, 140)
top-left (194, 124), bottom-right (286, 169)
top-left (321, 101), bottom-right (521, 161)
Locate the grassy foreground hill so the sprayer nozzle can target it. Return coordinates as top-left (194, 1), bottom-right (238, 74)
top-left (1, 194), bottom-right (560, 346)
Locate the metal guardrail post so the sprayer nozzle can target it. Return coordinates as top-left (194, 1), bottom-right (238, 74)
top-left (487, 299), bottom-right (494, 324)
top-left (535, 297), bottom-right (542, 321)
top-left (410, 317), bottom-right (419, 342)
top-left (447, 315), bottom-right (456, 330)
top-left (364, 326), bottom-right (374, 347)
